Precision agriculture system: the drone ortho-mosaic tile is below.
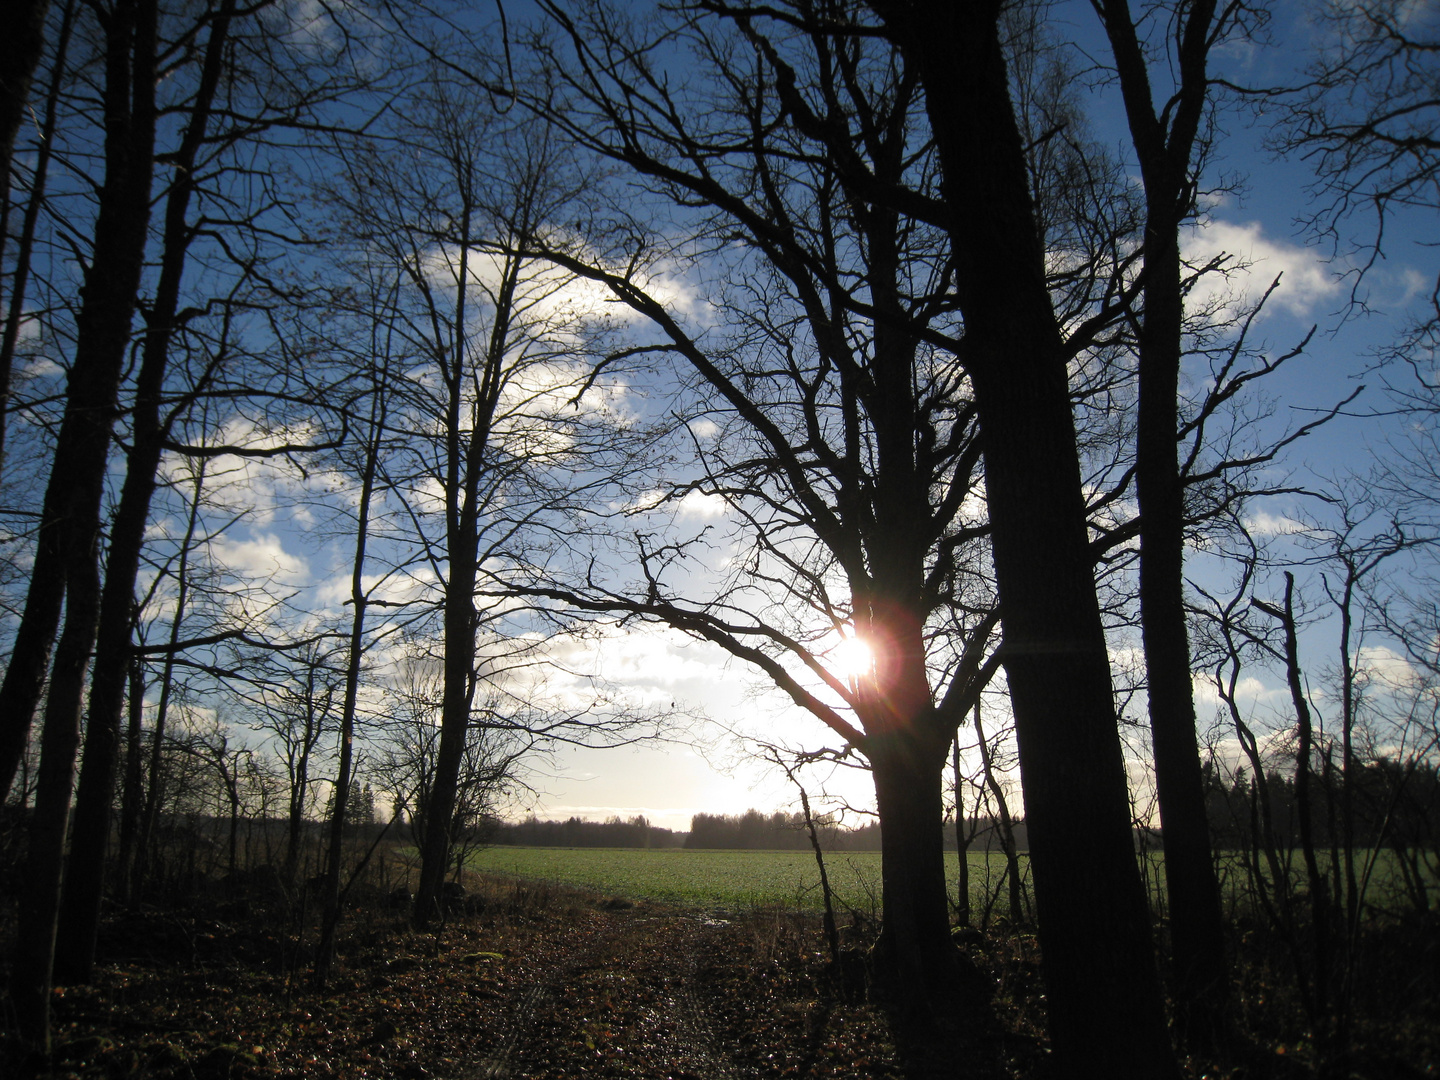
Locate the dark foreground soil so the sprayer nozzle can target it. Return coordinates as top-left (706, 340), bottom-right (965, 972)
top-left (0, 877), bottom-right (1028, 1080)
top-left (2, 875), bottom-right (1435, 1080)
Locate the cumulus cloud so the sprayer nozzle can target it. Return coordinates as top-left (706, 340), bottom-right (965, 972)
top-left (417, 241), bottom-right (711, 334)
top-left (617, 487), bottom-right (731, 521)
top-left (1243, 508), bottom-right (1310, 536)
top-left (1355, 644), bottom-right (1420, 690)
top-left (675, 490), bottom-right (729, 519)
top-left (209, 531), bottom-right (309, 587)
top-left (1183, 220), bottom-right (1341, 321)
top-left (1193, 670), bottom-right (1287, 711)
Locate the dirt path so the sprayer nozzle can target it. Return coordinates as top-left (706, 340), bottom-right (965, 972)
top-left (4, 892), bottom-right (917, 1080)
top-left (463, 910), bottom-right (759, 1080)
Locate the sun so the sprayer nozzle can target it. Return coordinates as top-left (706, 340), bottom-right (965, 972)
top-left (830, 635), bottom-right (875, 682)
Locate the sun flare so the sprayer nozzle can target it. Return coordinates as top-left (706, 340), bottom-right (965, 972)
top-left (830, 636), bottom-right (875, 681)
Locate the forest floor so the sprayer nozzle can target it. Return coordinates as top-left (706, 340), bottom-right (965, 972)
top-left (0, 875), bottom-right (1037, 1080)
top-left (0, 873), bottom-right (1435, 1079)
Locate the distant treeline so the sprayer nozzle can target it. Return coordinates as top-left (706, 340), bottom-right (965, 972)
top-left (489, 815), bottom-right (686, 849)
top-left (686, 810), bottom-right (1030, 851)
top-left (485, 809), bottom-right (1034, 851)
top-left (1205, 758), bottom-right (1440, 856)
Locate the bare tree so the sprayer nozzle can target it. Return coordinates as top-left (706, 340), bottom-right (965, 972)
top-left (1088, 0), bottom-right (1261, 1036)
top-left (319, 60), bottom-right (654, 926)
top-left (5, 0), bottom-right (162, 1046)
top-left (868, 1), bottom-right (1179, 1070)
top-left (512, 0), bottom-right (1006, 1006)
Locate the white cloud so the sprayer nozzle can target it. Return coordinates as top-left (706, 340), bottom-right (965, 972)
top-left (1243, 508), bottom-right (1310, 536)
top-left (616, 487), bottom-right (731, 520)
top-left (417, 241), bottom-right (711, 334)
top-left (208, 531), bottom-right (309, 587)
top-left (1193, 670), bottom-right (1286, 711)
top-left (1182, 220), bottom-right (1341, 321)
top-left (1355, 644), bottom-right (1419, 690)
top-left (676, 490), bottom-right (729, 519)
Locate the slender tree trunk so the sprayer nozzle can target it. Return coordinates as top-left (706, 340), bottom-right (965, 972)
top-left (0, 0), bottom-right (159, 803)
top-left (0, 0), bottom-right (51, 206)
top-left (974, 703), bottom-right (1024, 923)
top-left (9, 548), bottom-right (100, 1050)
top-left (952, 735), bottom-right (972, 928)
top-left (414, 226), bottom-right (483, 928)
top-left (1259, 573), bottom-right (1332, 1026)
top-left (116, 658), bottom-right (146, 898)
top-left (414, 229), bottom-right (520, 927)
top-left (1096, 0), bottom-right (1230, 1038)
top-left (0, 0), bottom-right (75, 480)
top-left (878, 3), bottom-right (1179, 1072)
top-left (315, 369), bottom-right (387, 986)
top-left (414, 530), bottom-right (478, 925)
top-left (134, 464), bottom-right (206, 898)
top-left (55, 0), bottom-right (237, 984)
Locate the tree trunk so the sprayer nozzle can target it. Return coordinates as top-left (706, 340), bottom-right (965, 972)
top-left (54, 0), bottom-right (237, 984)
top-left (413, 228), bottom-right (486, 928)
top-left (1260, 573), bottom-right (1332, 1026)
top-left (868, 728), bottom-right (957, 993)
top-left (1096, 0), bottom-right (1230, 1037)
top-left (0, 0), bottom-right (51, 207)
top-left (952, 735), bottom-right (972, 928)
top-left (413, 226), bottom-right (520, 927)
top-left (9, 548), bottom-right (100, 1050)
top-left (974, 703), bottom-right (1024, 923)
top-left (0, 0), bottom-right (159, 803)
top-left (0, 0), bottom-right (74, 481)
top-left (315, 368), bottom-right (386, 986)
top-left (133, 464), bottom-right (206, 898)
top-left (879, 3), bottom-right (1179, 1072)
top-left (116, 658), bottom-right (146, 900)
top-left (413, 556), bottom-right (476, 926)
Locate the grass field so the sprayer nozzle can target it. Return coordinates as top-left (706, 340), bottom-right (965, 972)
top-left (465, 846), bottom-right (1032, 916)
top-left (465, 844), bottom-right (1435, 917)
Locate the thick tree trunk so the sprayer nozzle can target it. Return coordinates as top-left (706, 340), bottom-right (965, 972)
top-left (972, 331), bottom-right (1177, 1075)
top-left (879, 3), bottom-right (1180, 1072)
top-left (868, 727), bottom-right (958, 993)
top-left (0, 0), bottom-right (158, 804)
top-left (55, 0), bottom-right (236, 985)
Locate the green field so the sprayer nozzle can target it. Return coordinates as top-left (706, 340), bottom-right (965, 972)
top-left (465, 844), bottom-right (1434, 917)
top-left (466, 846), bottom-right (1031, 915)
